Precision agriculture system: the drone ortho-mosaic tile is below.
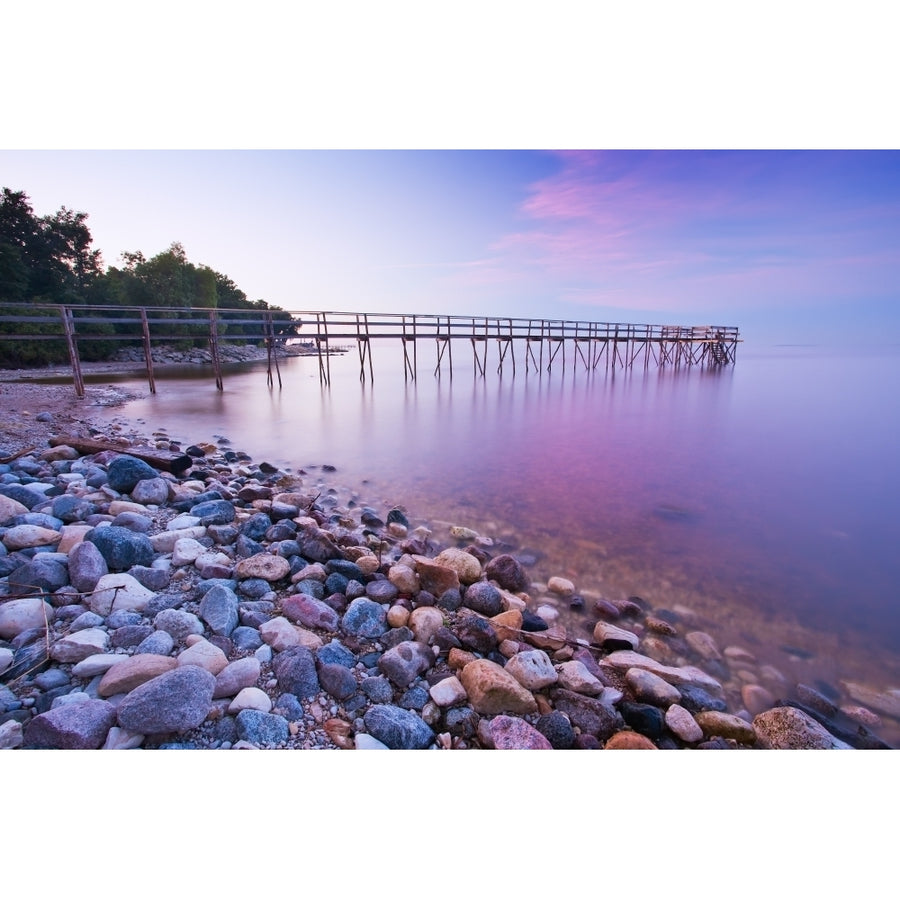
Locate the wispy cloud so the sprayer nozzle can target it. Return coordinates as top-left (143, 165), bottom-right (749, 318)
top-left (447, 150), bottom-right (900, 317)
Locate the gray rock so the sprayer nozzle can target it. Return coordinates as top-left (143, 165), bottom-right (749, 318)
top-left (213, 657), bottom-right (261, 699)
top-left (550, 688), bottom-right (623, 741)
top-left (68, 540), bottom-right (109, 593)
top-left (199, 584), bottom-right (240, 637)
top-left (110, 511), bottom-right (153, 533)
top-left (190, 499), bottom-right (236, 526)
top-left (753, 706), bottom-right (851, 749)
top-left (129, 565), bottom-right (170, 592)
top-left (106, 456), bottom-right (159, 493)
top-left (8, 556), bottom-right (69, 594)
top-left (364, 705), bottom-right (435, 749)
top-left (535, 711), bottom-right (576, 749)
top-left (361, 676), bottom-right (394, 703)
top-left (153, 609), bottom-right (204, 643)
top-left (116, 665), bottom-right (216, 734)
top-left (51, 495), bottom-right (96, 523)
top-left (463, 581), bottom-right (503, 616)
top-left (365, 579), bottom-right (399, 604)
top-left (341, 597), bottom-right (388, 638)
top-left (316, 639), bottom-right (357, 669)
top-left (231, 626), bottom-right (263, 652)
top-left (111, 624), bottom-right (154, 649)
top-left (272, 646), bottom-right (320, 698)
top-left (235, 709), bottom-right (289, 745)
top-left (69, 611), bottom-right (105, 632)
top-left (87, 526), bottom-right (154, 571)
top-left (317, 662), bottom-right (358, 700)
top-left (131, 477), bottom-right (170, 506)
top-left (24, 699), bottom-right (116, 749)
top-left (377, 641), bottom-right (435, 688)
top-left (135, 630), bottom-right (175, 656)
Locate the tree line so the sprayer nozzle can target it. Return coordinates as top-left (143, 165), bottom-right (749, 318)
top-left (0, 187), bottom-right (296, 367)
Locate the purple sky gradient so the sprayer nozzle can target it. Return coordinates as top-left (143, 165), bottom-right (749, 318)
top-left (2, 149), bottom-right (898, 345)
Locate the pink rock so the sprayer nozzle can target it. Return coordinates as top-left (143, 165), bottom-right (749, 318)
top-left (490, 715), bottom-right (552, 749)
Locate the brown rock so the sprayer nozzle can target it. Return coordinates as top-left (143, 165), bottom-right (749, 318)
top-left (459, 658), bottom-right (538, 716)
top-left (235, 553), bottom-right (291, 582)
top-left (695, 710), bottom-right (757, 744)
top-left (98, 654), bottom-right (178, 698)
top-left (604, 731), bottom-right (657, 749)
top-left (412, 556), bottom-right (460, 596)
top-left (433, 548), bottom-right (482, 585)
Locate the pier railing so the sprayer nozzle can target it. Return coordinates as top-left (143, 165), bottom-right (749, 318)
top-left (0, 303), bottom-right (740, 395)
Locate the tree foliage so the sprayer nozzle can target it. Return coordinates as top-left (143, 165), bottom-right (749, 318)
top-left (1, 187), bottom-right (298, 366)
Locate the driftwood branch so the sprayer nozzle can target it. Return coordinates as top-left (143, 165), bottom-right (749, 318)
top-left (0, 446), bottom-right (36, 464)
top-left (48, 435), bottom-right (193, 475)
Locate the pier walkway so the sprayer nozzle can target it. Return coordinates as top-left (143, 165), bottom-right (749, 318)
top-left (0, 304), bottom-right (740, 396)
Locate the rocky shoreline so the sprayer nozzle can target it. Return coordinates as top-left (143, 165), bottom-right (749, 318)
top-left (2, 410), bottom-right (894, 751)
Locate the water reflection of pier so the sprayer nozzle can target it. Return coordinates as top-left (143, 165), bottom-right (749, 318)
top-left (0, 304), bottom-right (740, 394)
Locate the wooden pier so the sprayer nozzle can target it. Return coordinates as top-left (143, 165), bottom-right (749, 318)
top-left (0, 304), bottom-right (740, 396)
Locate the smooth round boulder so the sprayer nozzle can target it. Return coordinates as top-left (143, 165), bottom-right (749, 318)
top-left (106, 456), bottom-right (159, 493)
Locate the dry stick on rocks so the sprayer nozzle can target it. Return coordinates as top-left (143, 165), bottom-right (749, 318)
top-left (2, 583), bottom-right (126, 686)
top-left (0, 446), bottom-right (37, 464)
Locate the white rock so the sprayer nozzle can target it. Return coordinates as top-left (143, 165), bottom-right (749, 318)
top-left (150, 526), bottom-right (207, 553)
top-left (665, 704), bottom-right (704, 742)
top-left (0, 720), bottom-right (24, 750)
top-left (260, 616), bottom-right (303, 651)
top-left (89, 573), bottom-right (155, 616)
top-left (107, 500), bottom-right (150, 516)
top-left (409, 606), bottom-right (444, 645)
top-left (504, 649), bottom-right (559, 690)
top-left (72, 654), bottom-right (127, 678)
top-left (51, 691), bottom-right (92, 709)
top-left (600, 650), bottom-right (723, 693)
top-left (555, 660), bottom-right (604, 695)
top-left (429, 675), bottom-right (468, 707)
top-left (355, 733), bottom-right (390, 749)
top-left (0, 647), bottom-right (13, 676)
top-left (51, 627), bottom-right (109, 663)
top-left (177, 639), bottom-right (228, 674)
top-left (102, 726), bottom-right (145, 750)
top-left (167, 514), bottom-right (202, 531)
top-left (172, 537), bottom-right (206, 565)
top-left (593, 621), bottom-right (641, 650)
top-left (547, 576), bottom-right (575, 596)
top-left (0, 597), bottom-right (53, 640)
top-left (841, 682), bottom-right (900, 719)
top-left (228, 687), bottom-right (273, 713)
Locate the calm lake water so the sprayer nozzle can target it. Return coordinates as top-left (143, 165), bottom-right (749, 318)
top-left (86, 339), bottom-right (900, 745)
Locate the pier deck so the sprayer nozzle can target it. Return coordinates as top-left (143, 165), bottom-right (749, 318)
top-left (0, 304), bottom-right (740, 395)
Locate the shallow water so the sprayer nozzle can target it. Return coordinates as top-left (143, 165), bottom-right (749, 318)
top-left (84, 340), bottom-right (900, 744)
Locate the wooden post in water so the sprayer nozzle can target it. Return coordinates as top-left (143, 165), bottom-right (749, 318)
top-left (402, 314), bottom-right (417, 381)
top-left (434, 315), bottom-right (453, 378)
top-left (356, 313), bottom-right (374, 382)
top-left (496, 317), bottom-right (515, 376)
top-left (264, 310), bottom-right (282, 389)
top-left (315, 312), bottom-right (331, 385)
top-left (208, 309), bottom-right (223, 390)
top-left (140, 308), bottom-right (156, 394)
top-left (59, 306), bottom-right (84, 398)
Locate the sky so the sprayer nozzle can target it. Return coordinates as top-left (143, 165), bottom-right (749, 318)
top-left (3, 148), bottom-right (899, 347)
